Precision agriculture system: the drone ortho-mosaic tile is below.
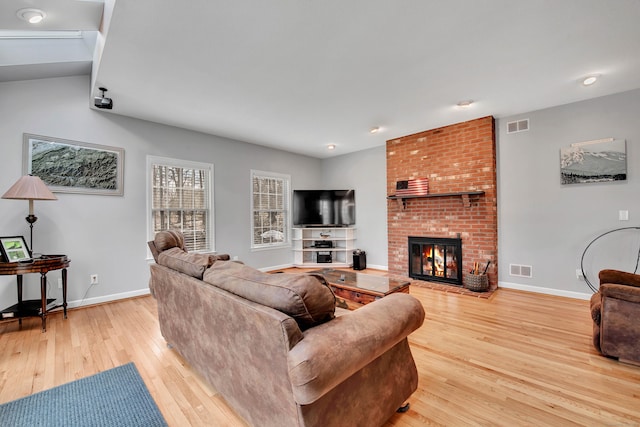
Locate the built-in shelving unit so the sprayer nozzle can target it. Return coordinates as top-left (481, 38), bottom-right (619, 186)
top-left (388, 191), bottom-right (485, 209)
top-left (292, 227), bottom-right (356, 267)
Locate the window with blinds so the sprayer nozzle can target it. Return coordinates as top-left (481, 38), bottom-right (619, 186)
top-left (149, 157), bottom-right (213, 252)
top-left (251, 170), bottom-right (290, 249)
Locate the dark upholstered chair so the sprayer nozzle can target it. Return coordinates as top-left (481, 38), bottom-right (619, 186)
top-left (590, 269), bottom-right (640, 364)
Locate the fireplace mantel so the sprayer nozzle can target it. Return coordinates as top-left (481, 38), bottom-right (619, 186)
top-left (387, 190), bottom-right (485, 209)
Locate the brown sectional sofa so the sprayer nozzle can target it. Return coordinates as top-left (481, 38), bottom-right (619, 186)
top-left (148, 231), bottom-right (425, 426)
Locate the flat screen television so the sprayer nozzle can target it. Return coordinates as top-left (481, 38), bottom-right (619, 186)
top-left (293, 190), bottom-right (355, 227)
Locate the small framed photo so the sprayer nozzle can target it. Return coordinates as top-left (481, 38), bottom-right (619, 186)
top-left (0, 236), bottom-right (32, 262)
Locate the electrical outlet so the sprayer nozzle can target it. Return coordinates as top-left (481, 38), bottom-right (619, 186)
top-left (90, 274), bottom-right (98, 285)
top-left (58, 278), bottom-right (63, 289)
top-left (576, 269), bottom-right (585, 280)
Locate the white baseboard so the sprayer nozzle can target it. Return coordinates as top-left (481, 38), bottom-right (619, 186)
top-left (259, 263), bottom-right (294, 272)
top-left (62, 274), bottom-right (591, 310)
top-left (260, 263), bottom-right (389, 272)
top-left (66, 288), bottom-right (151, 309)
top-left (498, 280), bottom-right (593, 300)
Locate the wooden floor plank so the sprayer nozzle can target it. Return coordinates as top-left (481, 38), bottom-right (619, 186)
top-left (1, 269), bottom-right (639, 426)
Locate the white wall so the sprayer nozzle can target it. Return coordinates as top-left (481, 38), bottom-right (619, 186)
top-left (322, 89), bottom-right (640, 298)
top-left (0, 75), bottom-right (322, 308)
top-left (2, 75), bottom-right (638, 311)
top-left (321, 146), bottom-right (388, 269)
top-left (497, 89), bottom-right (640, 299)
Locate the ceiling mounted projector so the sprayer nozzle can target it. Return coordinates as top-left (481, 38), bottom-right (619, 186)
top-left (94, 87), bottom-right (113, 110)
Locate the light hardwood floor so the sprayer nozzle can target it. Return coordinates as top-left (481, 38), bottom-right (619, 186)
top-left (1, 270), bottom-right (639, 426)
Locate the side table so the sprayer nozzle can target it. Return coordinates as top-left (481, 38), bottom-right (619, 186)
top-left (0, 255), bottom-right (70, 332)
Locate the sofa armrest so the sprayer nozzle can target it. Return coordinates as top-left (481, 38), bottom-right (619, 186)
top-left (148, 241), bottom-right (160, 263)
top-left (590, 292), bottom-right (601, 325)
top-left (287, 293), bottom-right (425, 405)
top-left (601, 283), bottom-right (640, 304)
top-left (599, 269), bottom-right (640, 288)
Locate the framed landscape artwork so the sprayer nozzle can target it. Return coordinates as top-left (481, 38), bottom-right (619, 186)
top-left (23, 134), bottom-right (125, 196)
top-left (560, 138), bottom-right (627, 185)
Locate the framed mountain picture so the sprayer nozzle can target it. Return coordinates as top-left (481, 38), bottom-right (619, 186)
top-left (23, 134), bottom-right (124, 196)
top-left (560, 138), bottom-right (626, 185)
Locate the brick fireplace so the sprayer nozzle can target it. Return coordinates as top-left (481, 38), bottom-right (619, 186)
top-left (386, 116), bottom-right (497, 289)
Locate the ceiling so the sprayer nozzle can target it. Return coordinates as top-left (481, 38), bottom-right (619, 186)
top-left (2, 1), bottom-right (640, 158)
top-left (0, 0), bottom-right (102, 81)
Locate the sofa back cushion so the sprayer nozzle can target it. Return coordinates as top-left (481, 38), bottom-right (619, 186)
top-left (155, 230), bottom-right (187, 251)
top-left (149, 230), bottom-right (188, 262)
top-left (157, 247), bottom-right (216, 279)
top-left (203, 261), bottom-right (335, 330)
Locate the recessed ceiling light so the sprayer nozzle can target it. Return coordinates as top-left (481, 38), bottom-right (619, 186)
top-left (582, 75), bottom-right (600, 86)
top-left (16, 8), bottom-right (46, 24)
top-left (370, 127), bottom-right (380, 134)
top-left (456, 100), bottom-right (474, 108)
top-left (327, 144), bottom-right (336, 150)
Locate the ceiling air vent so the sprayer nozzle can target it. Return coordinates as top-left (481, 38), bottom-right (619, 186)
top-left (506, 119), bottom-right (529, 134)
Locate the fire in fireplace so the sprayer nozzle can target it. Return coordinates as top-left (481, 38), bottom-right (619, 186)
top-left (408, 236), bottom-right (462, 286)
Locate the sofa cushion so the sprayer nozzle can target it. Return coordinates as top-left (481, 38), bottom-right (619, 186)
top-left (157, 247), bottom-right (216, 279)
top-left (599, 269), bottom-right (640, 288)
top-left (203, 261), bottom-right (335, 330)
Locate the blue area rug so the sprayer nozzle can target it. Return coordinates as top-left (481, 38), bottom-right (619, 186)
top-left (0, 363), bottom-right (168, 427)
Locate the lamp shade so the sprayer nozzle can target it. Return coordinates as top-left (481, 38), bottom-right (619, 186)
top-left (2, 175), bottom-right (57, 201)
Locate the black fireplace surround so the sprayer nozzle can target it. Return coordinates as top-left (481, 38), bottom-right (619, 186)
top-left (408, 236), bottom-right (462, 286)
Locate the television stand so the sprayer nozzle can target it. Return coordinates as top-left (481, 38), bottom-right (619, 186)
top-left (292, 227), bottom-right (356, 267)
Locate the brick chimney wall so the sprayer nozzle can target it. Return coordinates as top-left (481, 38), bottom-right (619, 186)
top-left (386, 116), bottom-right (497, 287)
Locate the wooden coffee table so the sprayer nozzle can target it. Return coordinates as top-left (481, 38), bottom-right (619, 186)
top-left (309, 269), bottom-right (410, 309)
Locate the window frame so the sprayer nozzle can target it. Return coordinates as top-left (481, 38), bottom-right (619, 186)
top-left (146, 155), bottom-right (214, 255)
top-left (250, 170), bottom-right (291, 250)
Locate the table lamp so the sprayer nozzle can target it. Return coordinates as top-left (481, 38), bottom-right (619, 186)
top-left (2, 174), bottom-right (57, 253)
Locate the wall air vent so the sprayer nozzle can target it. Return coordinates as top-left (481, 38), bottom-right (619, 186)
top-left (509, 263), bottom-right (532, 278)
top-left (506, 119), bottom-right (529, 134)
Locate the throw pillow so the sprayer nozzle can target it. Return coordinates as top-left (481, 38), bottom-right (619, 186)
top-left (203, 261), bottom-right (335, 330)
top-left (157, 247), bottom-right (216, 279)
